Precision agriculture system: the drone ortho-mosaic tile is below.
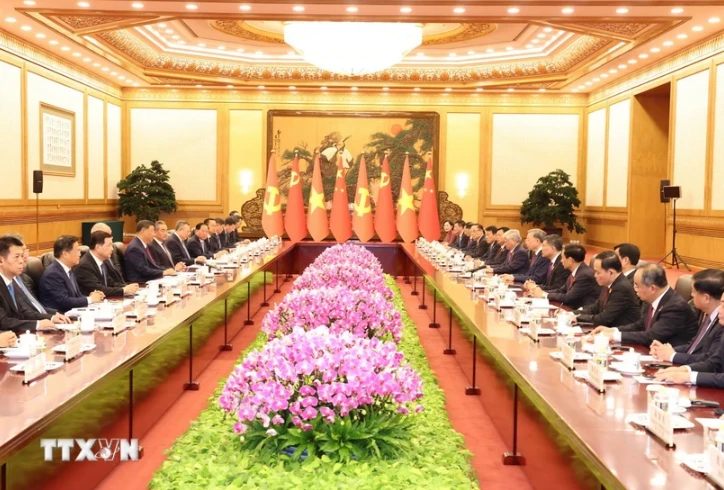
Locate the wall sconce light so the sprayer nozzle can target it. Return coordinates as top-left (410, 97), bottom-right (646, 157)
top-left (239, 169), bottom-right (253, 194)
top-left (456, 173), bottom-right (469, 197)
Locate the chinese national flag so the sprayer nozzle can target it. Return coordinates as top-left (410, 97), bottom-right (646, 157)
top-left (352, 155), bottom-right (374, 242)
top-left (374, 155), bottom-right (397, 243)
top-left (396, 154), bottom-right (418, 243)
top-left (329, 154), bottom-right (353, 242)
top-left (418, 155), bottom-right (441, 242)
top-left (284, 153), bottom-right (307, 242)
top-left (261, 152), bottom-right (284, 238)
top-left (307, 152), bottom-right (329, 241)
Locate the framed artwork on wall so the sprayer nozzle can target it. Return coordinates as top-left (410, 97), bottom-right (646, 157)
top-left (266, 110), bottom-right (440, 207)
top-left (40, 103), bottom-right (76, 177)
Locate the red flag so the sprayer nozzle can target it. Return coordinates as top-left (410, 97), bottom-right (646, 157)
top-left (396, 154), bottom-right (418, 243)
top-left (261, 151), bottom-right (284, 238)
top-left (418, 155), bottom-right (441, 242)
top-left (284, 153), bottom-right (307, 242)
top-left (352, 155), bottom-right (374, 242)
top-left (307, 152), bottom-right (329, 241)
top-left (329, 154), bottom-right (353, 242)
top-left (374, 154), bottom-right (397, 243)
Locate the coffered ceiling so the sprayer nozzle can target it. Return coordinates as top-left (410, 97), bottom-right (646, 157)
top-left (1, 1), bottom-right (724, 93)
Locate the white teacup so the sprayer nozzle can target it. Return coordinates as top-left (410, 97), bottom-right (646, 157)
top-left (80, 312), bottom-right (95, 333)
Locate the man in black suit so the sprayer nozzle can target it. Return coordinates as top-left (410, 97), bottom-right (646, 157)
top-left (0, 235), bottom-right (70, 332)
top-left (502, 229), bottom-right (550, 285)
top-left (575, 251), bottom-right (640, 327)
top-left (613, 243), bottom-right (640, 285)
top-left (484, 227), bottom-right (509, 266)
top-left (592, 263), bottom-right (699, 347)
top-left (487, 229), bottom-right (529, 276)
top-left (75, 231), bottom-right (139, 298)
top-left (220, 217), bottom-right (238, 249)
top-left (166, 220), bottom-right (206, 266)
top-left (91, 222), bottom-right (125, 281)
top-left (650, 269), bottom-right (724, 365)
top-left (124, 221), bottom-right (180, 283)
top-left (149, 220), bottom-right (186, 270)
top-left (524, 234), bottom-right (569, 290)
top-left (187, 223), bottom-right (214, 259)
top-left (204, 218), bottom-right (226, 255)
top-left (450, 221), bottom-right (471, 250)
top-left (229, 212), bottom-right (242, 243)
top-left (531, 243), bottom-right (600, 309)
top-left (38, 235), bottom-right (105, 313)
top-left (463, 224), bottom-right (489, 260)
top-left (5, 234), bottom-right (57, 316)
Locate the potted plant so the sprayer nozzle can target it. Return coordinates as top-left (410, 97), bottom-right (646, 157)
top-left (117, 160), bottom-right (178, 222)
top-left (520, 169), bottom-right (586, 235)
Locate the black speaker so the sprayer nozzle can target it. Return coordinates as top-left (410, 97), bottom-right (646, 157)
top-left (33, 170), bottom-right (43, 194)
top-left (660, 179), bottom-right (670, 203)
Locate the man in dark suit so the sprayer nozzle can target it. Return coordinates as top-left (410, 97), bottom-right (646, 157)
top-left (75, 231), bottom-right (140, 298)
top-left (229, 212), bottom-right (242, 243)
top-left (220, 217), bottom-right (238, 249)
top-left (487, 229), bottom-right (529, 276)
top-left (91, 222), bottom-right (125, 282)
top-left (531, 243), bottom-right (600, 309)
top-left (450, 221), bottom-right (471, 250)
top-left (592, 263), bottom-right (699, 347)
top-left (484, 227), bottom-right (509, 266)
top-left (502, 229), bottom-right (550, 284)
top-left (38, 235), bottom-right (105, 313)
top-left (655, 322), bottom-right (724, 387)
top-left (124, 221), bottom-right (179, 284)
top-left (149, 220), bottom-right (187, 270)
top-left (462, 224), bottom-right (489, 260)
top-left (6, 234), bottom-right (57, 316)
top-left (613, 243), bottom-right (640, 286)
top-left (575, 251), bottom-right (640, 327)
top-left (650, 269), bottom-right (724, 365)
top-left (524, 234), bottom-right (569, 291)
top-left (166, 220), bottom-right (202, 266)
top-left (187, 223), bottom-right (215, 260)
top-left (0, 235), bottom-right (70, 332)
top-left (204, 218), bottom-right (226, 255)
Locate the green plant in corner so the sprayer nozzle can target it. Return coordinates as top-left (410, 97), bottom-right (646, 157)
top-left (520, 169), bottom-right (586, 234)
top-left (117, 160), bottom-right (178, 222)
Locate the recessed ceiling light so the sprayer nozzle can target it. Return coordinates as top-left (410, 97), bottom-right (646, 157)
top-left (118, 75), bottom-right (126, 80)
top-left (35, 33), bottom-right (46, 39)
top-left (539, 88), bottom-right (546, 92)
top-left (171, 35), bottom-right (180, 40)
top-left (132, 2), bottom-right (144, 8)
top-left (650, 47), bottom-right (661, 53)
top-left (507, 88), bottom-right (515, 92)
top-left (467, 50), bottom-right (475, 55)
top-left (616, 8), bottom-right (628, 14)
top-left (101, 67), bottom-right (109, 71)
top-left (186, 4), bottom-right (198, 10)
top-left (692, 26), bottom-right (704, 32)
top-left (49, 40), bottom-right (59, 45)
top-left (449, 52), bottom-right (456, 57)
top-left (543, 27), bottom-right (553, 33)
top-left (23, 1), bottom-right (36, 5)
top-left (60, 46), bottom-right (71, 51)
top-left (289, 85), bottom-right (296, 89)
top-left (600, 73), bottom-right (609, 78)
top-left (593, 77), bottom-right (600, 82)
top-left (133, 83), bottom-right (140, 87)
top-left (197, 43), bottom-right (206, 47)
top-left (20, 25), bottom-right (32, 31)
top-left (663, 40), bottom-right (674, 47)
top-left (709, 17), bottom-right (720, 24)
top-left (585, 81), bottom-right (593, 86)
top-left (195, 84), bottom-right (203, 88)
top-left (158, 23), bottom-right (166, 28)
top-left (177, 40), bottom-right (186, 45)
top-left (476, 88), bottom-right (483, 92)
top-left (218, 45), bottom-right (225, 50)
top-left (110, 71), bottom-right (118, 75)
top-left (82, 57), bottom-right (91, 62)
top-left (413, 87), bottom-right (420, 91)
top-left (258, 85), bottom-right (265, 89)
top-left (671, 8), bottom-right (684, 14)
top-left (416, 52), bottom-right (425, 57)
top-left (72, 52), bottom-right (81, 57)
top-left (226, 84), bottom-right (233, 88)
top-left (609, 69), bottom-right (618, 74)
top-left (561, 8), bottom-right (574, 14)
top-left (445, 87), bottom-right (452, 92)
top-left (505, 46), bottom-right (513, 51)
top-left (453, 7), bottom-right (465, 14)
top-left (382, 87), bottom-right (389, 91)
top-left (78, 2), bottom-right (90, 7)
top-left (400, 7), bottom-right (412, 13)
top-left (293, 5), bottom-right (305, 12)
top-left (537, 33), bottom-right (546, 38)
top-left (638, 53), bottom-right (648, 59)
top-left (5, 17), bottom-right (16, 23)
top-left (572, 89), bottom-right (579, 93)
top-left (525, 44), bottom-right (534, 49)
top-left (255, 50), bottom-right (263, 55)
top-left (239, 4), bottom-right (251, 10)
top-left (236, 48), bottom-right (244, 52)
top-left (92, 62), bottom-right (100, 67)
top-left (618, 64), bottom-right (627, 69)
top-left (628, 59), bottom-right (637, 64)
top-left (531, 39), bottom-right (540, 44)
top-left (578, 85), bottom-right (585, 89)
top-left (508, 7), bottom-right (520, 14)
top-left (320, 86), bottom-right (327, 90)
top-left (165, 29), bottom-right (173, 34)
top-left (486, 48), bottom-right (494, 53)
top-left (351, 86), bottom-right (358, 91)
top-left (346, 6), bottom-right (358, 13)
top-left (676, 33), bottom-right (688, 39)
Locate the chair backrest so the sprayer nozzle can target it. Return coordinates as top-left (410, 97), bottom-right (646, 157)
top-left (24, 256), bottom-right (45, 293)
top-left (113, 242), bottom-right (126, 256)
top-left (40, 252), bottom-right (56, 268)
top-left (79, 245), bottom-right (89, 258)
top-left (674, 274), bottom-right (693, 303)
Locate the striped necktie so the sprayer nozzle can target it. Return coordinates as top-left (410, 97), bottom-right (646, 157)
top-left (14, 277), bottom-right (47, 314)
top-left (687, 314), bottom-right (714, 354)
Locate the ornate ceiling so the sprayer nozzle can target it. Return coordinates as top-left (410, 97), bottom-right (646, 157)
top-left (1, 1), bottom-right (724, 93)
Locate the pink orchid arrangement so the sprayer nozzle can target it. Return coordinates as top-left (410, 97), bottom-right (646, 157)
top-left (220, 326), bottom-right (424, 437)
top-left (293, 263), bottom-right (394, 300)
top-left (261, 286), bottom-right (403, 342)
top-left (311, 244), bottom-right (384, 274)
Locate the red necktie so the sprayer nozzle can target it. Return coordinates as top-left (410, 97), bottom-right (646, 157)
top-left (145, 246), bottom-right (157, 265)
top-left (567, 274), bottom-right (575, 290)
top-left (601, 287), bottom-right (611, 307)
top-left (645, 305), bottom-right (655, 331)
top-left (687, 314), bottom-right (712, 354)
top-left (547, 261), bottom-right (554, 279)
top-left (530, 253), bottom-right (538, 267)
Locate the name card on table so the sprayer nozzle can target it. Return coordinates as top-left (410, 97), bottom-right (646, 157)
top-left (130, 301), bottom-right (147, 321)
top-left (707, 446), bottom-right (724, 488)
top-left (528, 318), bottom-right (541, 342)
top-left (112, 311), bottom-right (126, 335)
top-left (560, 342), bottom-right (576, 371)
top-left (24, 352), bottom-right (47, 385)
top-left (63, 332), bottom-right (83, 362)
top-left (587, 360), bottom-right (606, 393)
top-left (647, 403), bottom-right (675, 448)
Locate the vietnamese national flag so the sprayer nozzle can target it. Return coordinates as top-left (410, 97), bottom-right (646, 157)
top-left (307, 152), bottom-right (329, 241)
top-left (352, 155), bottom-right (374, 242)
top-left (284, 153), bottom-right (307, 242)
top-left (329, 154), bottom-right (353, 242)
top-left (261, 152), bottom-right (285, 238)
top-left (396, 154), bottom-right (418, 243)
top-left (374, 154), bottom-right (397, 243)
top-left (418, 155), bottom-right (441, 242)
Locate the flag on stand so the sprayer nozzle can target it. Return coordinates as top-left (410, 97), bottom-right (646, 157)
top-left (418, 154), bottom-right (441, 242)
top-left (307, 151), bottom-right (329, 241)
top-left (396, 153), bottom-right (418, 243)
top-left (374, 154), bottom-right (397, 243)
top-left (284, 153), bottom-right (307, 242)
top-left (352, 155), bottom-right (374, 242)
top-left (329, 153), bottom-right (353, 242)
top-left (261, 151), bottom-right (285, 238)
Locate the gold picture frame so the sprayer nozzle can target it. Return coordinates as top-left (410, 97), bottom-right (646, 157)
top-left (39, 103), bottom-right (76, 177)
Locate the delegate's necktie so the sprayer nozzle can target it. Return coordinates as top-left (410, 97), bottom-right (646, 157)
top-left (162, 243), bottom-right (173, 263)
top-left (180, 238), bottom-right (191, 259)
top-left (601, 287), bottom-right (611, 308)
top-left (145, 246), bottom-right (157, 266)
top-left (645, 304), bottom-right (655, 331)
top-left (546, 261), bottom-right (554, 280)
top-left (7, 281), bottom-right (18, 311)
top-left (14, 278), bottom-right (47, 314)
top-left (687, 314), bottom-right (713, 354)
top-left (530, 253), bottom-right (538, 268)
top-left (201, 240), bottom-right (206, 254)
top-left (567, 274), bottom-right (575, 290)
top-left (100, 263), bottom-right (108, 286)
top-left (68, 270), bottom-right (82, 297)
